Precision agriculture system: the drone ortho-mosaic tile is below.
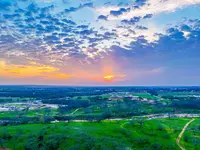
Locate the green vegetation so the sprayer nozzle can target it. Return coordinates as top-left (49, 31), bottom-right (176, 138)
top-left (181, 119), bottom-right (200, 150)
top-left (0, 118), bottom-right (193, 150)
top-left (0, 86), bottom-right (200, 149)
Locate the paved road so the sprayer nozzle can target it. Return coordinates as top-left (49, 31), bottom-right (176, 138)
top-left (50, 113), bottom-right (200, 123)
top-left (176, 118), bottom-right (195, 150)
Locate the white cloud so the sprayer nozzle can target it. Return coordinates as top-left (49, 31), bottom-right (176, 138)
top-left (91, 0), bottom-right (200, 50)
top-left (6, 50), bottom-right (26, 57)
top-left (97, 0), bottom-right (200, 20)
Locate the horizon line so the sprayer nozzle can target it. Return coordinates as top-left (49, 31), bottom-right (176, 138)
top-left (0, 84), bottom-right (200, 87)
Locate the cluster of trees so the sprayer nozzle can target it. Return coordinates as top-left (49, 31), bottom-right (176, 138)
top-left (0, 130), bottom-right (12, 147)
top-left (0, 116), bottom-right (55, 126)
top-left (0, 86), bottom-right (113, 99)
top-left (171, 97), bottom-right (200, 109)
top-left (24, 131), bottom-right (66, 150)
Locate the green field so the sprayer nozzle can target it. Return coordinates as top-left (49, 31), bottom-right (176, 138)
top-left (1, 118), bottom-right (199, 150)
top-left (180, 119), bottom-right (200, 150)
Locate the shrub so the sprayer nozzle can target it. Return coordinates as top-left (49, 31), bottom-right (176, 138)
top-left (129, 120), bottom-right (136, 126)
top-left (44, 134), bottom-right (65, 150)
top-left (183, 135), bottom-right (189, 142)
top-left (166, 144), bottom-right (175, 149)
top-left (0, 138), bottom-right (5, 146)
top-left (151, 142), bottom-right (163, 150)
top-left (163, 133), bottom-right (170, 139)
top-left (136, 138), bottom-right (150, 145)
top-left (157, 125), bottom-right (165, 131)
top-left (24, 137), bottom-right (38, 150)
top-left (120, 128), bottom-right (131, 137)
top-left (191, 137), bottom-right (200, 149)
top-left (1, 130), bottom-right (12, 140)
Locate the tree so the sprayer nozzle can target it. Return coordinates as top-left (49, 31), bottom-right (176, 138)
top-left (129, 119), bottom-right (136, 126)
top-left (136, 118), bottom-right (145, 128)
top-left (44, 108), bottom-right (51, 116)
top-left (1, 130), bottom-right (12, 140)
top-left (183, 135), bottom-right (189, 142)
top-left (157, 125), bottom-right (165, 131)
top-left (0, 138), bottom-right (4, 147)
top-left (191, 138), bottom-right (199, 149)
top-left (101, 110), bottom-right (112, 119)
top-left (151, 142), bottom-right (163, 150)
top-left (44, 134), bottom-right (64, 150)
top-left (25, 137), bottom-right (38, 150)
top-left (168, 112), bottom-right (172, 119)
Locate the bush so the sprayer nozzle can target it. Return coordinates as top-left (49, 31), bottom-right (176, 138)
top-left (44, 134), bottom-right (65, 150)
top-left (191, 137), bottom-right (200, 149)
top-left (120, 128), bottom-right (131, 137)
top-left (129, 120), bottom-right (136, 126)
top-left (136, 138), bottom-right (150, 145)
top-left (24, 137), bottom-right (38, 150)
top-left (166, 144), bottom-right (175, 149)
top-left (151, 142), bottom-right (163, 150)
top-left (183, 135), bottom-right (189, 142)
top-left (157, 125), bottom-right (165, 131)
top-left (163, 133), bottom-right (170, 139)
top-left (0, 130), bottom-right (12, 140)
top-left (198, 125), bottom-right (200, 131)
top-left (0, 138), bottom-right (5, 146)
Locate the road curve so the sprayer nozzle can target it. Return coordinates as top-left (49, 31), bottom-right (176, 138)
top-left (176, 118), bottom-right (195, 150)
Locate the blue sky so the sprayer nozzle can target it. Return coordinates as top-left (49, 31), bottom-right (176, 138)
top-left (0, 0), bottom-right (200, 85)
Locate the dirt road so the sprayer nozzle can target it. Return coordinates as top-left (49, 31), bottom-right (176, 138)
top-left (176, 118), bottom-right (195, 150)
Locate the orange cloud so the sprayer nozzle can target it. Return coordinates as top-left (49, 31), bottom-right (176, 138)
top-left (0, 60), bottom-right (58, 78)
top-left (0, 59), bottom-right (126, 83)
top-left (45, 73), bottom-right (74, 80)
top-left (103, 74), bottom-right (126, 82)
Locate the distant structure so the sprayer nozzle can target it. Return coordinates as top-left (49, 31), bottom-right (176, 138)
top-left (109, 93), bottom-right (139, 101)
top-left (109, 96), bottom-right (122, 101)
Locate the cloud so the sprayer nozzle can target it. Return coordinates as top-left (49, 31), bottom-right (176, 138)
top-left (64, 2), bottom-right (93, 13)
top-left (110, 10), bottom-right (122, 16)
top-left (121, 17), bottom-right (141, 25)
top-left (98, 0), bottom-right (200, 20)
top-left (0, 60), bottom-right (59, 78)
top-left (136, 25), bottom-right (148, 30)
top-left (0, 1), bottom-right (12, 11)
top-left (143, 14), bottom-right (153, 19)
top-left (98, 15), bottom-right (108, 20)
top-left (45, 73), bottom-right (74, 80)
top-left (0, 0), bottom-right (200, 85)
top-left (128, 19), bottom-right (200, 58)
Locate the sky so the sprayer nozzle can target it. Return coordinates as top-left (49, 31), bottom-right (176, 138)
top-left (0, 0), bottom-right (200, 86)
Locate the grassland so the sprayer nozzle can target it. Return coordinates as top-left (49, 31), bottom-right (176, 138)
top-left (1, 118), bottom-right (199, 150)
top-left (180, 119), bottom-right (200, 150)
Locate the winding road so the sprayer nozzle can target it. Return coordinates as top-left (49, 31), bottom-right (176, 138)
top-left (176, 118), bottom-right (195, 150)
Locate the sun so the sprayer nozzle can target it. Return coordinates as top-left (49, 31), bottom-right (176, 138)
top-left (104, 75), bottom-right (114, 82)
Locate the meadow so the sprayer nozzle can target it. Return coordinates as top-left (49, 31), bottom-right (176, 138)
top-left (1, 118), bottom-right (199, 150)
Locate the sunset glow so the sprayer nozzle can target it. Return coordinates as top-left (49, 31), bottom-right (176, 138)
top-left (0, 60), bottom-right (58, 78)
top-left (0, 0), bottom-right (200, 85)
top-left (104, 75), bottom-right (114, 79)
top-left (1, 0), bottom-right (200, 149)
